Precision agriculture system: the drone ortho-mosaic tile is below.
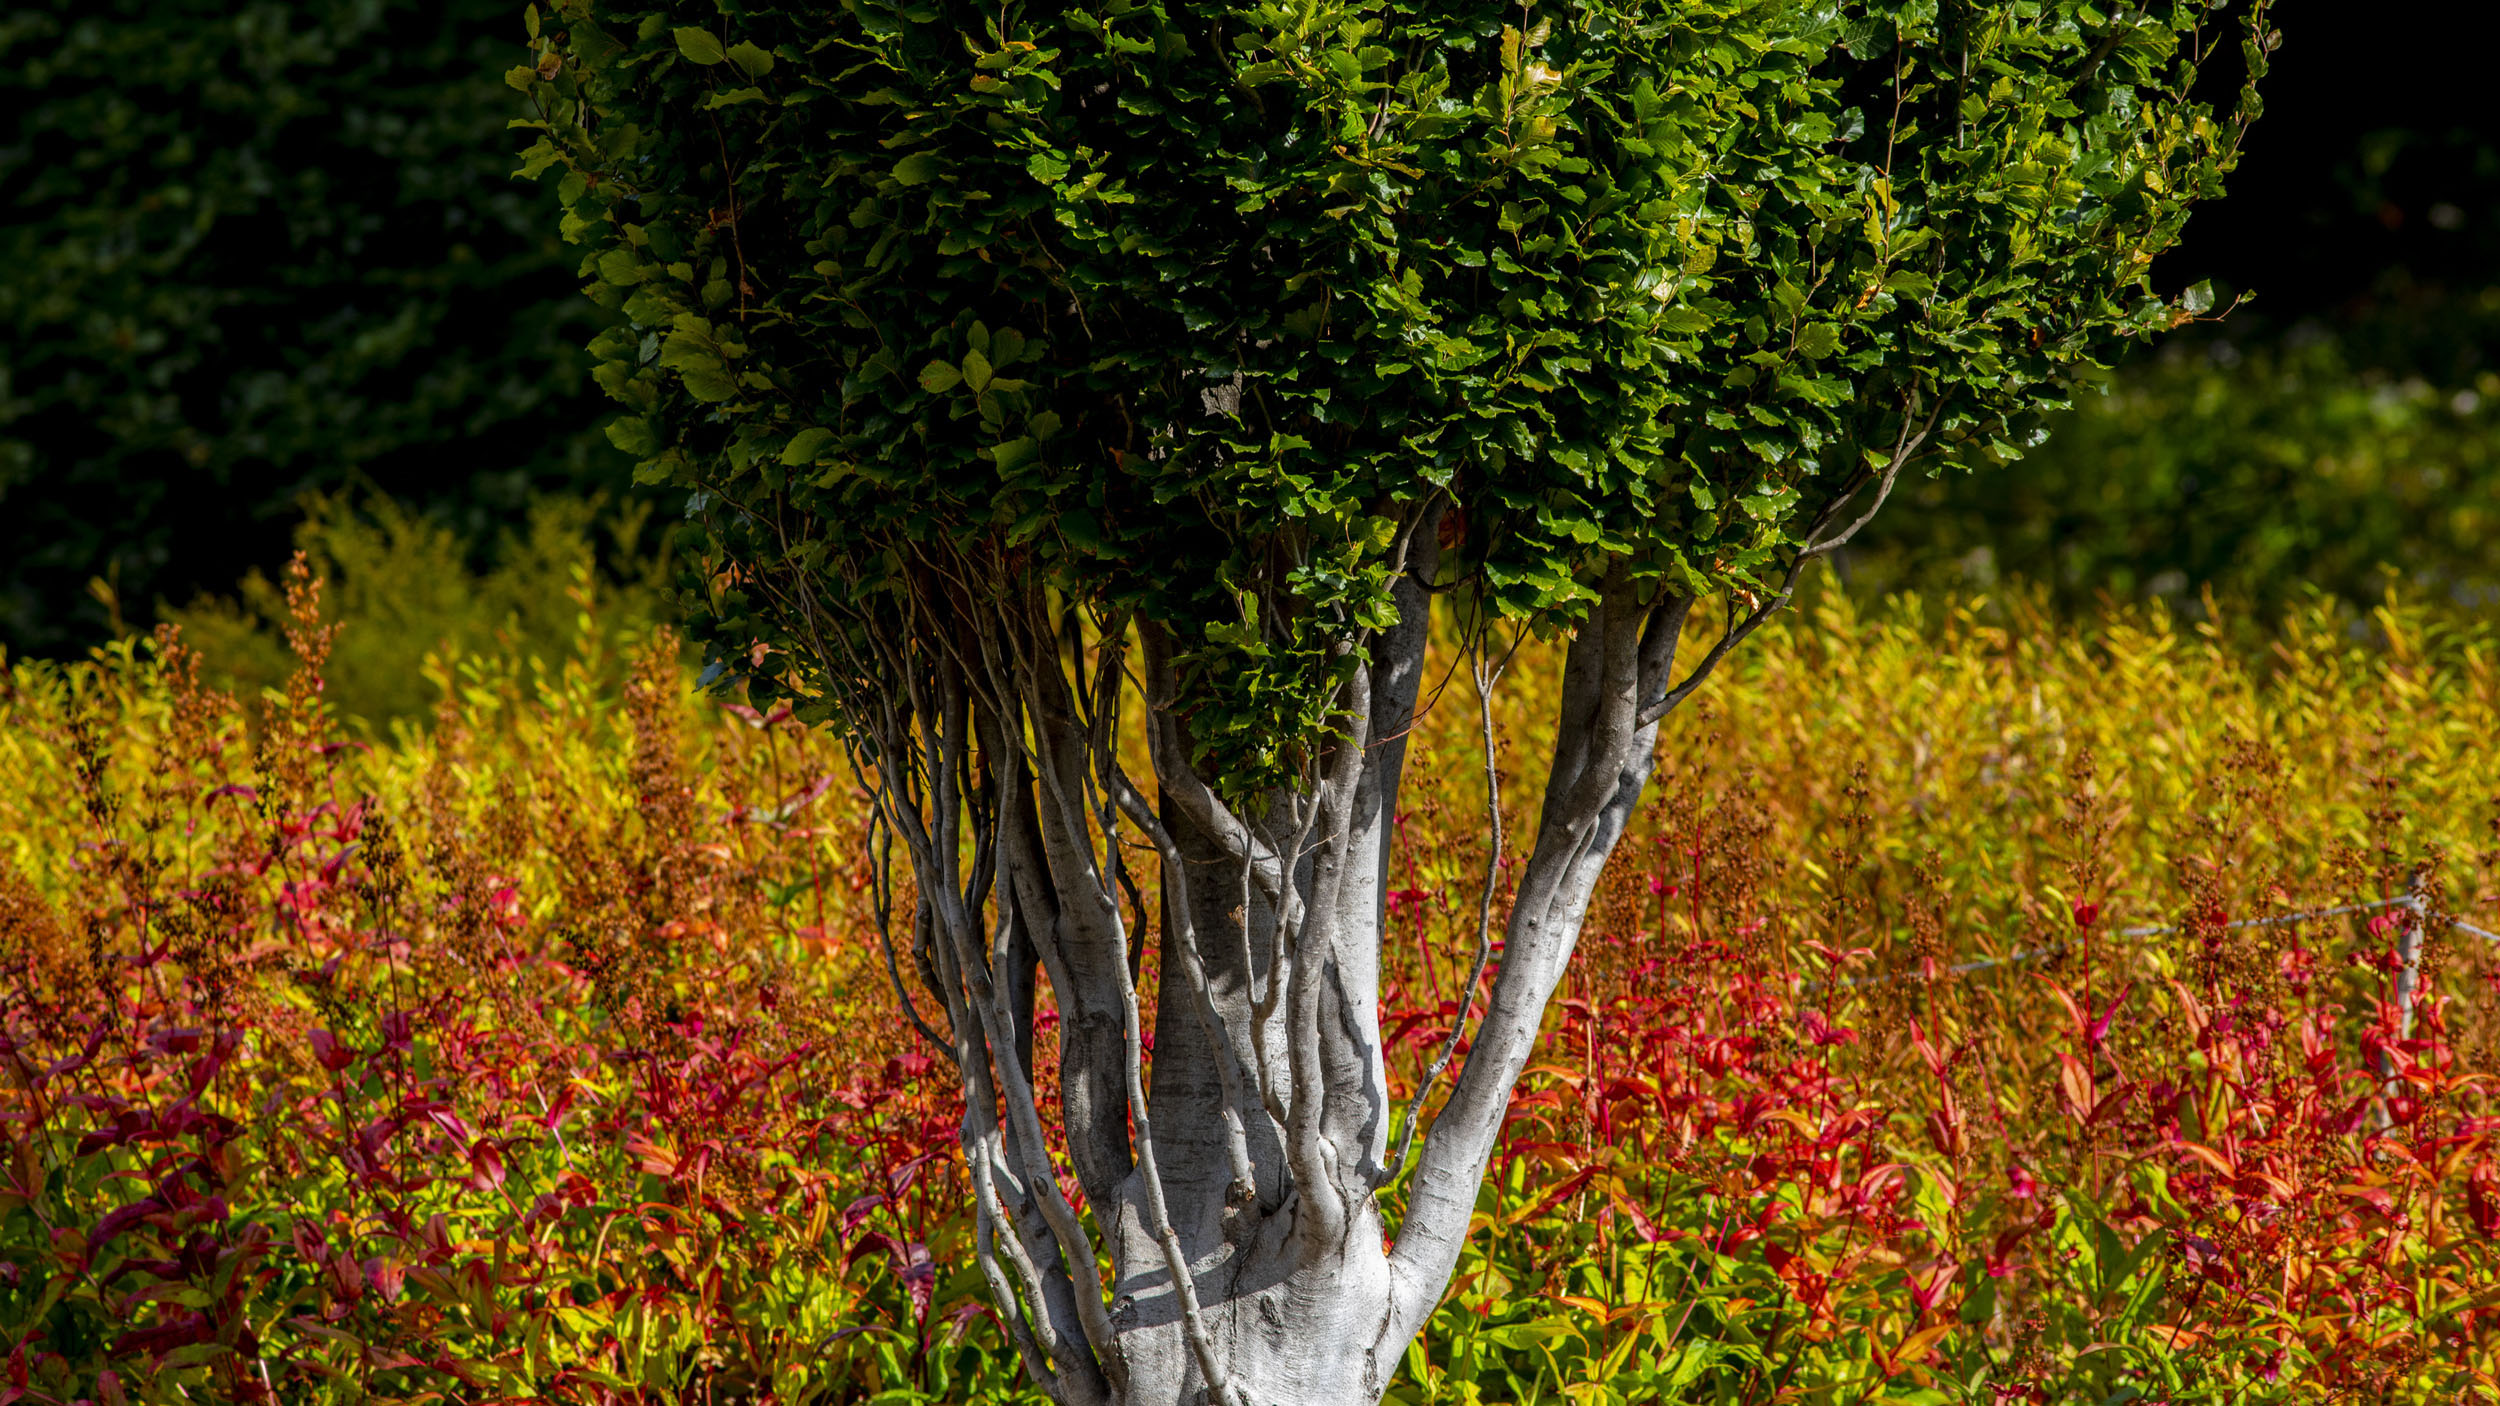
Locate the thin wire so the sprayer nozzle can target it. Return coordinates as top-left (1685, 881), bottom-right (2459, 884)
top-left (1805, 893), bottom-right (2479, 993)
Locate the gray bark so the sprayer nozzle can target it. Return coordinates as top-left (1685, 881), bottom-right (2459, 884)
top-left (848, 539), bottom-right (1732, 1406)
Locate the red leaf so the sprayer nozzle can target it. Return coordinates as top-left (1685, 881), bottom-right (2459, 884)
top-left (2055, 1053), bottom-right (2095, 1122)
top-left (309, 1028), bottom-right (355, 1072)
top-left (468, 1139), bottom-right (507, 1192)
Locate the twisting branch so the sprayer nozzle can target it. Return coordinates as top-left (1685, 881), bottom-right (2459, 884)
top-left (1103, 862), bottom-right (1245, 1406)
top-left (1801, 390), bottom-right (1941, 558)
top-left (1384, 576), bottom-right (1665, 1347)
top-left (964, 1127), bottom-right (1062, 1397)
top-left (976, 591), bottom-right (1138, 1212)
top-left (1380, 631), bottom-right (1506, 1185)
top-left (1251, 783), bottom-right (1326, 1054)
top-left (1230, 847), bottom-right (1293, 1127)
top-left (862, 805), bottom-right (957, 1062)
top-left (1134, 657), bottom-right (1289, 904)
top-left (1065, 638), bottom-right (1243, 1406)
top-left (936, 794), bottom-right (1128, 1392)
top-left (1280, 657), bottom-right (1374, 1253)
top-left (1637, 391), bottom-right (1941, 729)
top-left (843, 578), bottom-right (1130, 1398)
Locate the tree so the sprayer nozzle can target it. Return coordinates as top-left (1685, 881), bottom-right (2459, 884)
top-left (524, 2), bottom-right (2266, 1401)
top-left (0, 0), bottom-right (622, 655)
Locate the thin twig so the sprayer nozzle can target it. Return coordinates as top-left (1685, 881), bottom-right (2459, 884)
top-left (1381, 632), bottom-right (1506, 1187)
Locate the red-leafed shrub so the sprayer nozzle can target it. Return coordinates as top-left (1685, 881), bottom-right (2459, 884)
top-left (3, 574), bottom-right (2496, 1403)
top-left (1, 563), bottom-right (1003, 1404)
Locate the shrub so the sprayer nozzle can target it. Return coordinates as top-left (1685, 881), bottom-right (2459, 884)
top-left (164, 493), bottom-right (673, 729)
top-left (1, 581), bottom-right (2495, 1403)
top-left (1847, 311), bottom-right (2500, 615)
top-left (521, 1), bottom-right (2269, 1392)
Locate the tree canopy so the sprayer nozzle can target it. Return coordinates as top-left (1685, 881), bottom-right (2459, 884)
top-left (529, 0), bottom-right (2263, 793)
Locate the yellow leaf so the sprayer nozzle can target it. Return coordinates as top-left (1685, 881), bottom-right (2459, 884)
top-left (1888, 1322), bottom-right (1954, 1371)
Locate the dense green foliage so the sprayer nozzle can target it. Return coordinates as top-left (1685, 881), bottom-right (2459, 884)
top-left (525, 0), bottom-right (2263, 792)
top-left (9, 3), bottom-right (2494, 663)
top-left (0, 0), bottom-right (626, 654)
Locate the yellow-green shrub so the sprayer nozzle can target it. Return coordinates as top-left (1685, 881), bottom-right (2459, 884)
top-left (2, 580), bottom-right (2494, 1403)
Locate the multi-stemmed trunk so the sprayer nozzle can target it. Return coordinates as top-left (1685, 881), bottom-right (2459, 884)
top-left (854, 538), bottom-right (1712, 1406)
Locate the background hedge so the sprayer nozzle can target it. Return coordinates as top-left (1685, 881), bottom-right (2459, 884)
top-left (0, 0), bottom-right (627, 653)
top-left (2, 0), bottom-right (2496, 676)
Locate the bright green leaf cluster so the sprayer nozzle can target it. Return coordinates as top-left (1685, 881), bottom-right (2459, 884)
top-left (521, 0), bottom-right (2266, 793)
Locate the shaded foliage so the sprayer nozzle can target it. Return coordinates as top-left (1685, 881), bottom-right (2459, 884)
top-left (1847, 312), bottom-right (2500, 613)
top-left (0, 0), bottom-right (627, 655)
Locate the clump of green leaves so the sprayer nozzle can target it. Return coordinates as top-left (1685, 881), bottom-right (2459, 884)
top-left (521, 0), bottom-right (2267, 796)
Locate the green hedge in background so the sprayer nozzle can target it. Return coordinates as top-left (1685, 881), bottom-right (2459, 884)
top-left (0, 0), bottom-right (627, 655)
top-left (1846, 298), bottom-right (2500, 614)
top-left (4, 2), bottom-right (2496, 672)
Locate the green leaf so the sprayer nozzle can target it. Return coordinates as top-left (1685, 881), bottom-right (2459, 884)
top-left (1794, 322), bottom-right (1842, 360)
top-left (891, 152), bottom-right (943, 186)
top-left (726, 41), bottom-right (775, 77)
top-left (961, 349), bottom-right (994, 393)
top-left (2181, 279), bottom-right (2215, 315)
top-left (918, 360), bottom-right (963, 394)
top-left (1057, 509), bottom-right (1106, 552)
top-left (780, 428), bottom-right (836, 465)
top-left (679, 365), bottom-right (740, 403)
top-left (673, 28), bottom-right (726, 65)
top-left (991, 436), bottom-right (1039, 472)
top-left (606, 418), bottom-right (659, 457)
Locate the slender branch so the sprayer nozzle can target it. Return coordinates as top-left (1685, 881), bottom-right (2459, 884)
top-left (863, 804), bottom-right (957, 1062)
top-left (1801, 394), bottom-right (1940, 557)
top-left (1068, 643), bottom-right (1244, 1406)
top-left (1386, 581), bottom-right (1661, 1345)
top-left (965, 1126), bottom-right (1065, 1397)
top-left (946, 883), bottom-right (1129, 1391)
top-left (1105, 845), bottom-right (1246, 1406)
top-left (1637, 396), bottom-right (1940, 729)
top-left (1381, 636), bottom-right (1506, 1186)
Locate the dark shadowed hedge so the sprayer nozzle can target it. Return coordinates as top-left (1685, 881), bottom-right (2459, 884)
top-left (0, 0), bottom-right (627, 654)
